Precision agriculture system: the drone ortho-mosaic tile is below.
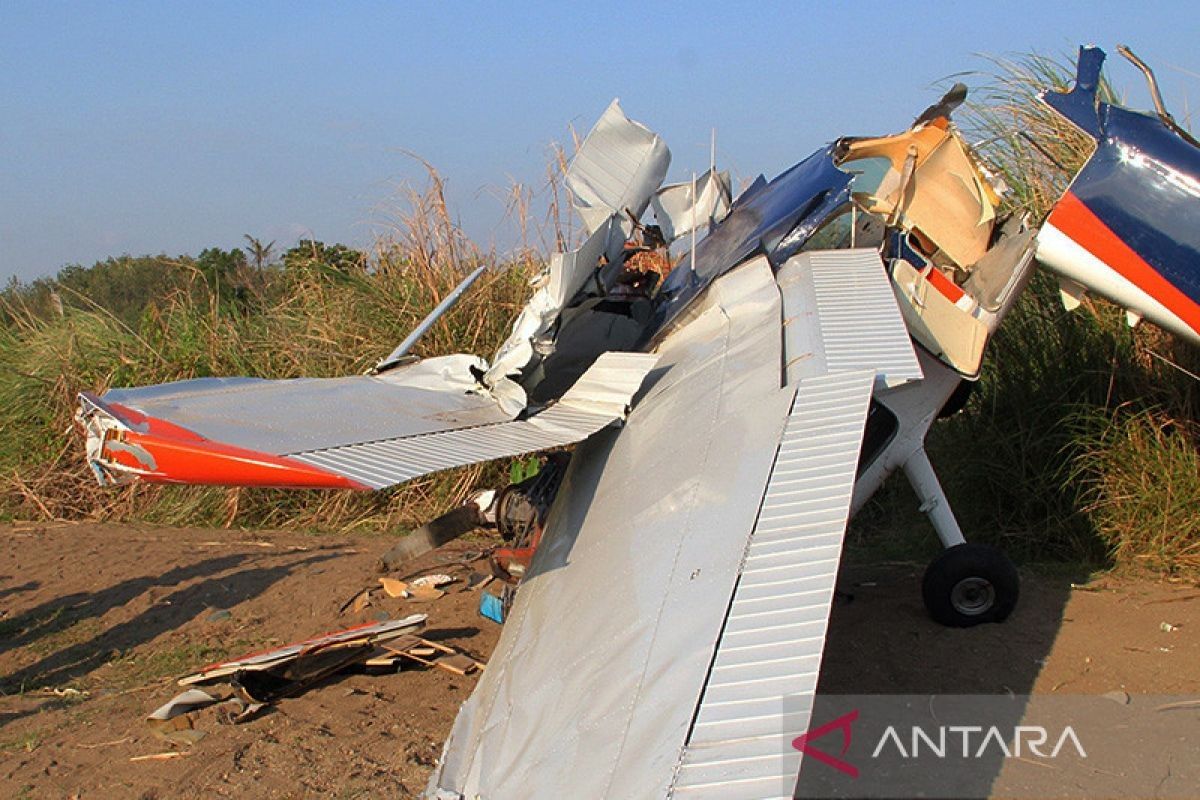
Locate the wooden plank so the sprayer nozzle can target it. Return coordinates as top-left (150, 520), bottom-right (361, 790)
top-left (381, 638), bottom-right (486, 675)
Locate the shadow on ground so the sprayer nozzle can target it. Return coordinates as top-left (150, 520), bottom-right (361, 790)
top-left (794, 561), bottom-right (1082, 798)
top-left (1, 552), bottom-right (339, 700)
top-left (0, 555), bottom-right (251, 658)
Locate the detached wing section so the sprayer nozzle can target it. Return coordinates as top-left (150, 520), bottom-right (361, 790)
top-left (566, 98), bottom-right (671, 236)
top-left (78, 352), bottom-right (657, 491)
top-left (429, 250), bottom-right (920, 799)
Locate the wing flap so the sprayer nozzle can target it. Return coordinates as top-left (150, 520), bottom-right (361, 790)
top-left (566, 99), bottom-right (671, 236)
top-left (289, 353), bottom-right (657, 490)
top-left (779, 248), bottom-right (922, 388)
top-left (672, 369), bottom-right (875, 798)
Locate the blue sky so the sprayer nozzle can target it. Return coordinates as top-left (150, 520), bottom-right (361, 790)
top-left (2, 1), bottom-right (1196, 282)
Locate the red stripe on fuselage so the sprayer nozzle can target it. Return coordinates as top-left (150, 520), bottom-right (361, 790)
top-left (1048, 192), bottom-right (1200, 336)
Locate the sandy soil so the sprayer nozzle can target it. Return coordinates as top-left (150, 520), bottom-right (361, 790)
top-left (1, 523), bottom-right (1197, 799)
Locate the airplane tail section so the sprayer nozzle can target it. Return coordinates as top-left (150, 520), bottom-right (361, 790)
top-left (1037, 45), bottom-right (1200, 345)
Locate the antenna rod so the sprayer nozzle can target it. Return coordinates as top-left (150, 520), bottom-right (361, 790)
top-left (691, 171), bottom-right (698, 274)
top-left (1118, 44), bottom-right (1200, 147)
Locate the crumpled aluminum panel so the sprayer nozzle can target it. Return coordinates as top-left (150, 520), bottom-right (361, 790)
top-left (288, 352), bottom-right (658, 490)
top-left (780, 249), bottom-right (922, 389)
top-left (566, 99), bottom-right (671, 236)
top-left (651, 168), bottom-right (732, 244)
top-left (428, 259), bottom-right (796, 799)
top-left (671, 369), bottom-right (875, 799)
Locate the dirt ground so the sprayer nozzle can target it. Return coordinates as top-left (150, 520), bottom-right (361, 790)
top-left (2, 523), bottom-right (1198, 799)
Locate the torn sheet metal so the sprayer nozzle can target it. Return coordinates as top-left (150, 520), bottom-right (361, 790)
top-left (652, 146), bottom-right (854, 339)
top-left (429, 259), bottom-right (796, 798)
top-left (672, 369), bottom-right (875, 798)
top-left (841, 120), bottom-right (998, 268)
top-left (147, 688), bottom-right (222, 721)
top-left (650, 168), bottom-right (732, 244)
top-left (290, 352), bottom-right (658, 490)
top-left (484, 217), bottom-right (619, 388)
top-left (566, 99), bottom-right (671, 236)
top-left (179, 615), bottom-right (427, 685)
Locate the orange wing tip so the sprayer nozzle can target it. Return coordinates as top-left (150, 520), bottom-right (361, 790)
top-left (77, 392), bottom-right (369, 491)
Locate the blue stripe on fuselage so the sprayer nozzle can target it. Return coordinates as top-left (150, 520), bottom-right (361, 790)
top-left (1069, 104), bottom-right (1200, 308)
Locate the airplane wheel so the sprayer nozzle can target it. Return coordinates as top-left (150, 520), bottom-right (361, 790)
top-left (922, 543), bottom-right (1018, 627)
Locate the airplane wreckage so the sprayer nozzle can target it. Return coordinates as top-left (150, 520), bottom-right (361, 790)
top-left (75, 46), bottom-right (1199, 798)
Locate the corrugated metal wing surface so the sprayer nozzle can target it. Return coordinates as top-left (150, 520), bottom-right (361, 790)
top-left (427, 259), bottom-right (795, 800)
top-left (287, 352), bottom-right (657, 490)
top-left (789, 249), bottom-right (923, 388)
top-left (671, 369), bottom-right (876, 799)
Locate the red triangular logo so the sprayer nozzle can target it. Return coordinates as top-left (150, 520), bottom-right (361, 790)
top-left (792, 709), bottom-right (860, 778)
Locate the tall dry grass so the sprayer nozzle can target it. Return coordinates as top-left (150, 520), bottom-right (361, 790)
top-left (3, 51), bottom-right (1198, 571)
top-left (0, 174), bottom-right (536, 533)
top-left (921, 49), bottom-right (1200, 571)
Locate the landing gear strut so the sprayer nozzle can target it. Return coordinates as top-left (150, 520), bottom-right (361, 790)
top-left (901, 447), bottom-right (1019, 627)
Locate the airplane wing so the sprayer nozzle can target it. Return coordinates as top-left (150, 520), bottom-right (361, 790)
top-left (77, 351), bottom-right (657, 490)
top-left (429, 249), bottom-right (921, 799)
top-left (76, 99), bottom-right (676, 493)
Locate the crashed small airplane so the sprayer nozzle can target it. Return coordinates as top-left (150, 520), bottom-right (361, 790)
top-left (75, 46), bottom-right (1198, 797)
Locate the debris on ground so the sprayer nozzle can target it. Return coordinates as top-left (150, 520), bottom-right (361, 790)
top-left (376, 635), bottom-right (487, 676)
top-left (135, 613), bottom-right (488, 749)
top-left (3, 523), bottom-right (1199, 798)
top-left (467, 572), bottom-right (493, 591)
top-left (376, 491), bottom-right (496, 573)
top-left (179, 616), bottom-right (427, 686)
top-left (379, 576), bottom-right (407, 597)
top-left (129, 752), bottom-right (189, 763)
top-left (479, 592), bottom-right (505, 624)
top-left (408, 575), bottom-right (454, 599)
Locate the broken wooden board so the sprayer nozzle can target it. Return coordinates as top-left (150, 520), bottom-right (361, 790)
top-left (381, 637), bottom-right (486, 676)
top-left (379, 577), bottom-right (408, 598)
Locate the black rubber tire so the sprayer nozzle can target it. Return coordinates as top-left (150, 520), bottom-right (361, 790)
top-left (921, 543), bottom-right (1019, 627)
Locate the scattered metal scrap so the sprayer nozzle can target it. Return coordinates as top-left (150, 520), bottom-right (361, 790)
top-left (141, 616), bottom-right (427, 742)
top-left (372, 457), bottom-right (570, 627)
